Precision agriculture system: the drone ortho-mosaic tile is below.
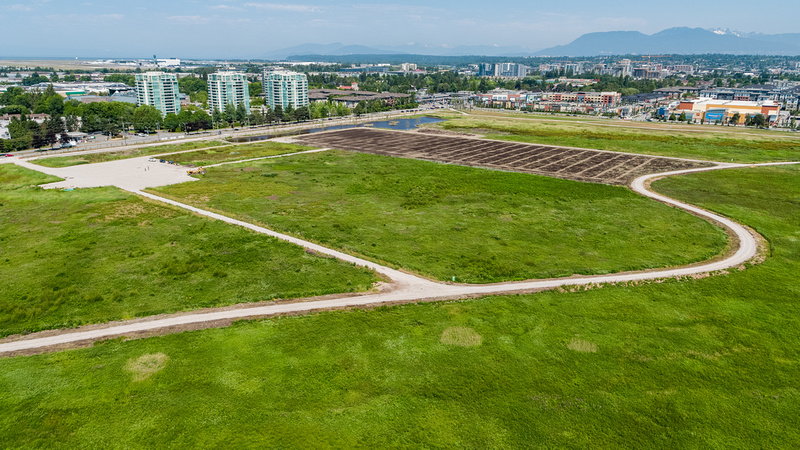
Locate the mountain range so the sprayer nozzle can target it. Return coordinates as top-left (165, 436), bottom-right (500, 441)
top-left (263, 27), bottom-right (800, 59)
top-left (534, 27), bottom-right (800, 56)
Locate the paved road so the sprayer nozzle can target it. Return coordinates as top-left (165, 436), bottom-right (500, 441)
top-left (2, 150), bottom-right (796, 355)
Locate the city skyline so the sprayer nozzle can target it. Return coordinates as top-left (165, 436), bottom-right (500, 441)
top-left (2, 0), bottom-right (799, 58)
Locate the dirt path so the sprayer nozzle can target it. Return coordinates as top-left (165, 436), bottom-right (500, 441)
top-left (2, 148), bottom-right (795, 356)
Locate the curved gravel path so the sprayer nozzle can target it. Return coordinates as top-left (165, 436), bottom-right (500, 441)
top-left (1, 155), bottom-right (796, 355)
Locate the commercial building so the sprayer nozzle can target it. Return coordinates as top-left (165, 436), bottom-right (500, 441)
top-left (135, 72), bottom-right (180, 116)
top-left (676, 98), bottom-right (781, 125)
top-left (207, 72), bottom-right (250, 113)
top-left (262, 69), bottom-right (309, 110)
top-left (308, 89), bottom-right (411, 108)
top-left (477, 63), bottom-right (530, 78)
top-left (156, 58), bottom-right (181, 68)
top-left (540, 92), bottom-right (621, 106)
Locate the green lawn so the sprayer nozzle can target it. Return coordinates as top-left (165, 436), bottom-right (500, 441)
top-left (0, 165), bottom-right (378, 337)
top-left (434, 113), bottom-right (800, 163)
top-left (161, 141), bottom-right (313, 167)
top-left (152, 150), bottom-right (727, 283)
top-left (33, 140), bottom-right (230, 168)
top-left (1, 165), bottom-right (798, 448)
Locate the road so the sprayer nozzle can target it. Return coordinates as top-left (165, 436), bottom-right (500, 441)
top-left (8, 109), bottom-right (423, 160)
top-left (1, 147), bottom-right (796, 355)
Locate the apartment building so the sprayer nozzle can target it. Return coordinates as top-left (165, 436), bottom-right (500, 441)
top-left (262, 69), bottom-right (309, 110)
top-left (207, 71), bottom-right (250, 113)
top-left (135, 72), bottom-right (180, 116)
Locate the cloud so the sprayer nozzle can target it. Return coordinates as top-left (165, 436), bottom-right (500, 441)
top-left (244, 3), bottom-right (322, 13)
top-left (209, 4), bottom-right (244, 11)
top-left (167, 15), bottom-right (212, 25)
top-left (9, 4), bottom-right (33, 12)
top-left (45, 13), bottom-right (124, 21)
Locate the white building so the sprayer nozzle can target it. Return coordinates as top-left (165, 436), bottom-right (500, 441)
top-left (207, 72), bottom-right (250, 113)
top-left (135, 72), bottom-right (181, 116)
top-left (262, 69), bottom-right (309, 110)
top-left (156, 58), bottom-right (181, 68)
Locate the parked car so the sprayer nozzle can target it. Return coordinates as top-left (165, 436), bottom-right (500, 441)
top-left (3, 153), bottom-right (14, 157)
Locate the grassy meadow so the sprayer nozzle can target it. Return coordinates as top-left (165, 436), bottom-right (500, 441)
top-left (161, 141), bottom-right (313, 167)
top-left (432, 112), bottom-right (800, 163)
top-left (33, 141), bottom-right (230, 168)
top-left (152, 150), bottom-right (727, 283)
top-left (1, 165), bottom-right (798, 448)
top-left (0, 165), bottom-right (378, 337)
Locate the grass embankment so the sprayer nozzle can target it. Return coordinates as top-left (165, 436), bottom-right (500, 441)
top-left (161, 141), bottom-right (313, 167)
top-left (0, 165), bottom-right (378, 337)
top-left (434, 114), bottom-right (800, 163)
top-left (152, 150), bottom-right (727, 283)
top-left (1, 165), bottom-right (798, 447)
top-left (33, 140), bottom-right (229, 168)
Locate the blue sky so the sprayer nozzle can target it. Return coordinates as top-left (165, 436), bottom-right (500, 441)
top-left (2, 0), bottom-right (798, 58)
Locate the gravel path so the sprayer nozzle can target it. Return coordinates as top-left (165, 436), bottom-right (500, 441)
top-left (2, 150), bottom-right (795, 355)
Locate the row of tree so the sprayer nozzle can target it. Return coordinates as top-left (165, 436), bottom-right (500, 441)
top-left (3, 114), bottom-right (66, 151)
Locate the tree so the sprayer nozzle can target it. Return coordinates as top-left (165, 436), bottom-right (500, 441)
top-left (273, 105), bottom-right (284, 122)
top-left (668, 113), bottom-right (676, 121)
top-left (249, 81), bottom-right (262, 97)
top-left (163, 113), bottom-right (180, 132)
top-left (212, 108), bottom-right (223, 126)
top-left (678, 111), bottom-right (686, 122)
top-left (264, 107), bottom-right (276, 124)
top-left (235, 103), bottom-right (247, 122)
top-left (730, 112), bottom-right (741, 126)
top-left (292, 106), bottom-right (310, 121)
top-left (65, 114), bottom-right (79, 132)
top-left (133, 105), bottom-right (162, 133)
top-left (752, 114), bottom-right (767, 128)
top-left (353, 101), bottom-right (366, 116)
top-left (103, 74), bottom-right (136, 86)
top-left (22, 72), bottom-right (49, 86)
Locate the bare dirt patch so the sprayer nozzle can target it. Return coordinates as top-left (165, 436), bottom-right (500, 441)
top-left (440, 326), bottom-right (482, 347)
top-left (567, 338), bottom-right (598, 353)
top-left (296, 128), bottom-right (712, 185)
top-left (125, 353), bottom-right (169, 381)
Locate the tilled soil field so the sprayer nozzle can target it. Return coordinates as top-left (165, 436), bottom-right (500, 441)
top-left (296, 128), bottom-right (714, 185)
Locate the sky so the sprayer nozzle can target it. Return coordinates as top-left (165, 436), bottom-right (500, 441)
top-left (2, 0), bottom-right (799, 58)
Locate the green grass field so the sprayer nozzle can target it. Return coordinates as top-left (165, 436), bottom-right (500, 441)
top-left (152, 150), bottom-right (727, 283)
top-left (1, 165), bottom-right (798, 448)
top-left (161, 141), bottom-right (312, 167)
top-left (33, 141), bottom-right (230, 168)
top-left (0, 165), bottom-right (378, 337)
top-left (433, 113), bottom-right (800, 163)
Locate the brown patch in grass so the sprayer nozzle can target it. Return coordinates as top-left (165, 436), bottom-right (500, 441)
top-left (103, 202), bottom-right (148, 222)
top-left (567, 338), bottom-right (598, 353)
top-left (440, 326), bottom-right (482, 347)
top-left (126, 353), bottom-right (169, 381)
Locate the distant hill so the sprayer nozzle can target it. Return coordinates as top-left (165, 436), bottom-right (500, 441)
top-left (262, 28), bottom-right (800, 60)
top-left (535, 27), bottom-right (800, 56)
